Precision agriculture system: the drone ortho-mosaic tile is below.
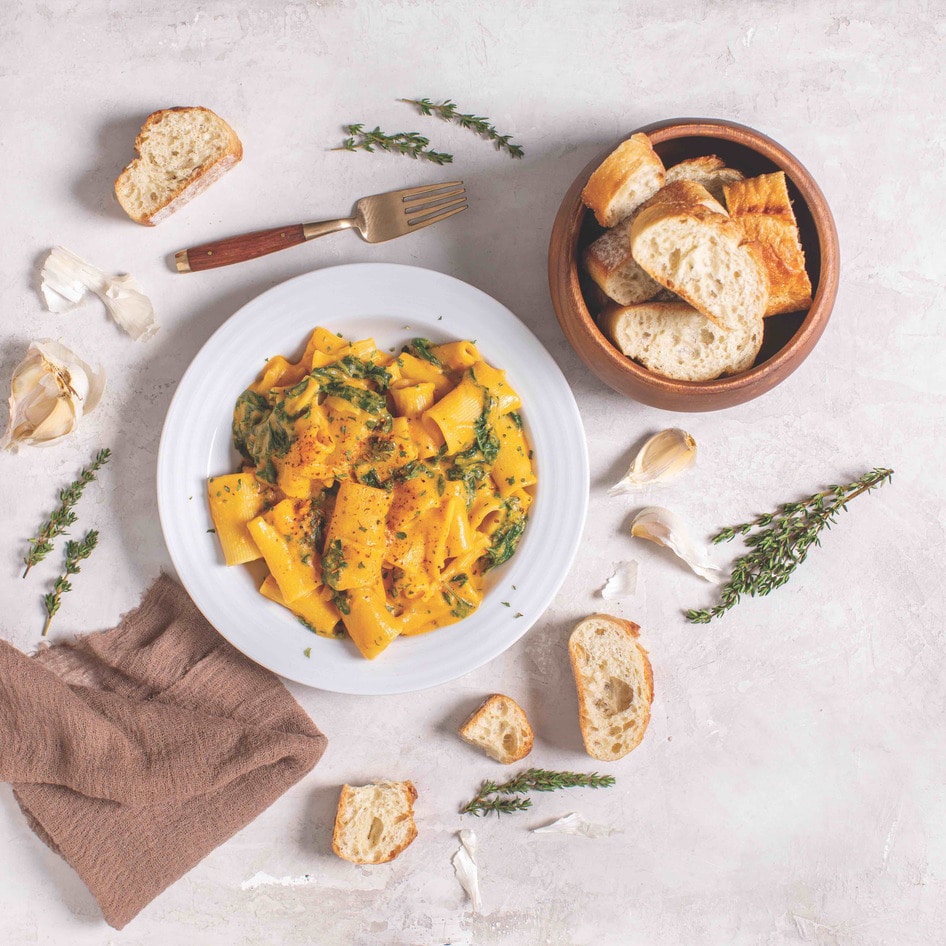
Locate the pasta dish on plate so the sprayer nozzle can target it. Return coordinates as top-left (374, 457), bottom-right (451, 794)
top-left (207, 326), bottom-right (536, 659)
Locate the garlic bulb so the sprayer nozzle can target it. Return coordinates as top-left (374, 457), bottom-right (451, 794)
top-left (452, 829), bottom-right (481, 912)
top-left (609, 428), bottom-right (697, 495)
top-left (1, 340), bottom-right (106, 450)
top-left (601, 560), bottom-right (638, 598)
top-left (41, 246), bottom-right (157, 341)
top-left (631, 506), bottom-right (721, 583)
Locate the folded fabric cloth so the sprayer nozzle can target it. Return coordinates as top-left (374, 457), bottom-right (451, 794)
top-left (0, 573), bottom-right (327, 929)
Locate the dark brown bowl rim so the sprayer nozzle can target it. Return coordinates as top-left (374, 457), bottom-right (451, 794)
top-left (551, 117), bottom-right (840, 398)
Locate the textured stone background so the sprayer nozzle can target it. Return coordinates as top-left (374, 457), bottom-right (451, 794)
top-left (0, 1), bottom-right (943, 943)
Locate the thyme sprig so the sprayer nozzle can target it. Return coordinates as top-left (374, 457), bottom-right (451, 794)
top-left (333, 124), bottom-right (453, 165)
top-left (461, 767), bottom-right (616, 817)
top-left (23, 448), bottom-right (111, 577)
top-left (401, 98), bottom-right (524, 159)
top-left (41, 530), bottom-right (99, 637)
top-left (686, 468), bottom-right (894, 624)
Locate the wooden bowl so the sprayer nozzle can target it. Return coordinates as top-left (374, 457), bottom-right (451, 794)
top-left (548, 118), bottom-right (839, 411)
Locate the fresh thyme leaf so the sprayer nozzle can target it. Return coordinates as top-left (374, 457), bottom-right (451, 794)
top-left (23, 448), bottom-right (110, 577)
top-left (401, 98), bottom-right (525, 159)
top-left (332, 124), bottom-right (453, 165)
top-left (461, 768), bottom-right (615, 816)
top-left (41, 529), bottom-right (99, 637)
top-left (686, 467), bottom-right (894, 623)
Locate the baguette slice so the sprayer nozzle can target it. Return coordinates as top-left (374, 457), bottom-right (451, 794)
top-left (332, 780), bottom-right (418, 865)
top-left (569, 615), bottom-right (653, 762)
top-left (723, 171), bottom-right (813, 316)
top-left (458, 694), bottom-right (534, 764)
top-left (665, 155), bottom-right (745, 204)
top-left (581, 133), bottom-right (666, 228)
top-left (114, 107), bottom-right (243, 226)
top-left (602, 301), bottom-right (762, 381)
top-left (630, 180), bottom-right (769, 332)
top-left (583, 213), bottom-right (663, 306)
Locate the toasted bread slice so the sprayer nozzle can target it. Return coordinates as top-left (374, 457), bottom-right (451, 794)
top-left (630, 180), bottom-right (769, 332)
top-left (665, 155), bottom-right (745, 204)
top-left (332, 781), bottom-right (418, 865)
top-left (601, 301), bottom-right (762, 381)
top-left (569, 614), bottom-right (653, 762)
top-left (458, 694), bottom-right (534, 764)
top-left (581, 133), bottom-right (666, 228)
top-left (583, 214), bottom-right (663, 306)
top-left (723, 171), bottom-right (813, 316)
top-left (114, 107), bottom-right (242, 226)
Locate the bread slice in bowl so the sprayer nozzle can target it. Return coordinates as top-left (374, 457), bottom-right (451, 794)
top-left (458, 694), bottom-right (534, 764)
top-left (569, 614), bottom-right (653, 762)
top-left (665, 155), bottom-right (744, 204)
top-left (114, 106), bottom-right (242, 226)
top-left (332, 780), bottom-right (418, 865)
top-left (601, 301), bottom-right (762, 381)
top-left (630, 180), bottom-right (769, 332)
top-left (723, 171), bottom-right (813, 316)
top-left (583, 213), bottom-right (663, 306)
top-left (581, 133), bottom-right (666, 228)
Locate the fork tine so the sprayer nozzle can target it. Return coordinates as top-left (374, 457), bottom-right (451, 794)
top-left (398, 180), bottom-right (463, 200)
top-left (407, 201), bottom-right (468, 229)
top-left (403, 188), bottom-right (466, 215)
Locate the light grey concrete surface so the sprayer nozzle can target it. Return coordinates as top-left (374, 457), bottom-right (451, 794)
top-left (0, 1), bottom-right (943, 943)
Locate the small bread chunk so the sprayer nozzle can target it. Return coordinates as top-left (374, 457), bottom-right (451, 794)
top-left (458, 694), bottom-right (534, 764)
top-left (114, 107), bottom-right (243, 226)
top-left (581, 133), bottom-right (666, 228)
top-left (723, 171), bottom-right (813, 316)
top-left (569, 615), bottom-right (653, 762)
top-left (630, 180), bottom-right (769, 333)
top-left (665, 155), bottom-right (745, 204)
top-left (332, 781), bottom-right (418, 865)
top-left (602, 301), bottom-right (762, 381)
top-left (583, 214), bottom-right (663, 306)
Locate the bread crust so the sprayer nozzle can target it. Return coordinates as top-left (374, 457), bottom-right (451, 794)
top-left (723, 171), bottom-right (813, 316)
top-left (331, 780), bottom-right (418, 865)
top-left (458, 693), bottom-right (534, 764)
top-left (581, 133), bottom-right (666, 227)
top-left (568, 614), bottom-right (654, 762)
top-left (114, 106), bottom-right (243, 226)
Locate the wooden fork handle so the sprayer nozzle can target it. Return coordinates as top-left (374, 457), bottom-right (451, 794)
top-left (175, 224), bottom-right (307, 272)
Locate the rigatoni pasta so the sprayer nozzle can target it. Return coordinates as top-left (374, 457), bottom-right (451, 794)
top-left (209, 327), bottom-right (536, 659)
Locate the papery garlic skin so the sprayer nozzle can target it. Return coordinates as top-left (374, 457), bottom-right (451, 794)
top-left (601, 560), bottom-right (638, 598)
top-left (532, 812), bottom-right (619, 838)
top-left (452, 829), bottom-right (481, 913)
top-left (1, 340), bottom-right (106, 451)
top-left (609, 428), bottom-right (697, 495)
top-left (41, 246), bottom-right (158, 341)
top-left (631, 506), bottom-right (721, 583)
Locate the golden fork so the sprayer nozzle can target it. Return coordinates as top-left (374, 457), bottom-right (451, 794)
top-left (174, 181), bottom-right (467, 273)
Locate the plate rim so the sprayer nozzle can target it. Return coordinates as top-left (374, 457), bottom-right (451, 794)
top-left (157, 262), bottom-right (589, 694)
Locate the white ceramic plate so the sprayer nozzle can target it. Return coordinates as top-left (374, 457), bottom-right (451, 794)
top-left (158, 264), bottom-right (588, 694)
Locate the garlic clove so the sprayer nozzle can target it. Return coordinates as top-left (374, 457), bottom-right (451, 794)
top-left (601, 560), bottom-right (638, 598)
top-left (1, 340), bottom-right (106, 451)
top-left (631, 506), bottom-right (721, 583)
top-left (609, 428), bottom-right (697, 495)
top-left (40, 246), bottom-right (157, 341)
